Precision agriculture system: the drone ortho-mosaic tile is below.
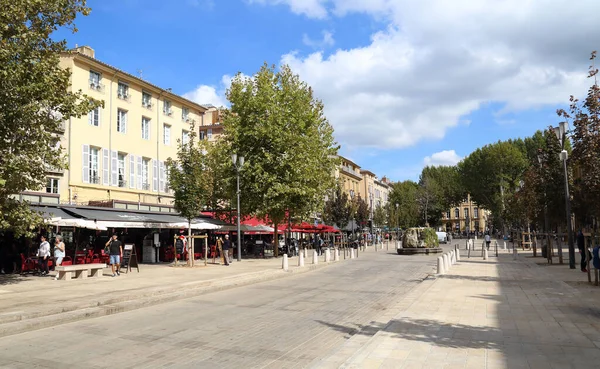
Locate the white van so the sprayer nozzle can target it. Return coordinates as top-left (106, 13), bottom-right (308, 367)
top-left (436, 231), bottom-right (448, 244)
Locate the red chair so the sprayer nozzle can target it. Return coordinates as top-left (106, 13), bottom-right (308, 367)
top-left (20, 254), bottom-right (37, 274)
top-left (100, 250), bottom-right (110, 264)
top-left (74, 251), bottom-right (86, 265)
top-left (61, 256), bottom-right (73, 266)
top-left (91, 254), bottom-right (100, 264)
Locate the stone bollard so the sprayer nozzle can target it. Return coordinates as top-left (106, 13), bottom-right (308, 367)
top-left (325, 249), bottom-right (331, 262)
top-left (313, 250), bottom-right (319, 265)
top-left (437, 256), bottom-right (445, 274)
top-left (451, 250), bottom-right (456, 264)
top-left (298, 250), bottom-right (305, 267)
top-left (503, 241), bottom-right (507, 250)
top-left (513, 247), bottom-right (518, 260)
top-left (443, 253), bottom-right (450, 271)
top-left (282, 254), bottom-right (289, 271)
top-left (456, 248), bottom-right (461, 261)
top-left (350, 248), bottom-right (355, 259)
top-left (483, 248), bottom-right (488, 260)
top-left (334, 248), bottom-right (340, 261)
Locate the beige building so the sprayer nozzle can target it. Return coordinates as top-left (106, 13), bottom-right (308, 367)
top-left (335, 156), bottom-right (362, 200)
top-left (442, 194), bottom-right (490, 233)
top-left (199, 105), bottom-right (224, 142)
top-left (19, 46), bottom-right (210, 211)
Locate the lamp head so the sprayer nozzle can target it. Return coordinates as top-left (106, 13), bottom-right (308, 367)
top-left (231, 153), bottom-right (237, 165)
top-left (553, 126), bottom-right (561, 142)
top-left (239, 156), bottom-right (245, 168)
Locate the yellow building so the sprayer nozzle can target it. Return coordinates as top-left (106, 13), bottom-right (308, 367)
top-left (441, 194), bottom-right (490, 234)
top-left (335, 156), bottom-right (363, 199)
top-left (373, 177), bottom-right (390, 209)
top-left (20, 46), bottom-right (209, 211)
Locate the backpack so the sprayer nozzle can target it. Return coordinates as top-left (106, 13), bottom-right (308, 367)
top-left (175, 238), bottom-right (184, 253)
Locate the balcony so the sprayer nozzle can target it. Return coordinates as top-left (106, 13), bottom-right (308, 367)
top-left (142, 182), bottom-right (151, 191)
top-left (45, 165), bottom-right (65, 175)
top-left (163, 109), bottom-right (173, 117)
top-left (142, 101), bottom-right (153, 110)
top-left (118, 180), bottom-right (127, 188)
top-left (88, 79), bottom-right (105, 93)
top-left (90, 175), bottom-right (100, 184)
top-left (117, 92), bottom-right (131, 102)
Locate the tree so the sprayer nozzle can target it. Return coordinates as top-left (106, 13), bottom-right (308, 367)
top-left (166, 127), bottom-right (212, 266)
top-left (0, 0), bottom-right (101, 237)
top-left (222, 64), bottom-right (338, 256)
top-left (322, 184), bottom-right (350, 229)
top-left (388, 181), bottom-right (420, 229)
top-left (417, 166), bottom-right (464, 227)
top-left (373, 204), bottom-right (387, 228)
top-left (354, 197), bottom-right (369, 229)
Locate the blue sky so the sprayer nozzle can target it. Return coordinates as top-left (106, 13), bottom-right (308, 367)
top-left (57, 0), bottom-right (598, 182)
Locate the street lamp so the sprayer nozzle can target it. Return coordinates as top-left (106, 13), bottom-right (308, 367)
top-left (552, 122), bottom-right (575, 269)
top-left (395, 203), bottom-right (399, 241)
top-left (537, 150), bottom-right (550, 259)
top-left (232, 153), bottom-right (245, 262)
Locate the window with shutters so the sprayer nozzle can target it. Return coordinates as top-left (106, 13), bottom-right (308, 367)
top-left (141, 117), bottom-right (150, 140)
top-left (118, 154), bottom-right (126, 187)
top-left (117, 82), bottom-right (129, 100)
top-left (182, 107), bottom-right (189, 122)
top-left (464, 208), bottom-right (469, 219)
top-left (88, 107), bottom-right (100, 126)
top-left (207, 128), bottom-right (212, 140)
top-left (142, 91), bottom-right (152, 109)
top-left (454, 208), bottom-right (459, 218)
top-left (163, 124), bottom-right (171, 145)
top-left (142, 158), bottom-right (150, 190)
top-left (117, 109), bottom-right (127, 133)
top-left (46, 178), bottom-right (59, 194)
top-left (199, 130), bottom-right (205, 140)
top-left (474, 208), bottom-right (479, 218)
top-left (182, 130), bottom-right (189, 145)
top-left (163, 100), bottom-right (172, 116)
top-left (89, 147), bottom-right (100, 184)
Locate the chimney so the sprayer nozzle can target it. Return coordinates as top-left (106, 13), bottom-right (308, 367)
top-left (75, 45), bottom-right (95, 58)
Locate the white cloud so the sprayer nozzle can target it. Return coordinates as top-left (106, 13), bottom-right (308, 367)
top-left (423, 150), bottom-right (462, 167)
top-left (302, 30), bottom-right (335, 49)
top-left (183, 84), bottom-right (227, 107)
top-left (249, 0), bottom-right (597, 149)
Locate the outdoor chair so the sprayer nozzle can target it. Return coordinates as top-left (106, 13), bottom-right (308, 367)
top-left (61, 256), bottom-right (73, 266)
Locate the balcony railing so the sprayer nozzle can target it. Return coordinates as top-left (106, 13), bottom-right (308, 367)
top-left (88, 79), bottom-right (105, 93)
top-left (117, 92), bottom-right (131, 102)
top-left (142, 182), bottom-right (150, 190)
top-left (90, 175), bottom-right (100, 184)
top-left (142, 101), bottom-right (153, 110)
top-left (118, 180), bottom-right (127, 188)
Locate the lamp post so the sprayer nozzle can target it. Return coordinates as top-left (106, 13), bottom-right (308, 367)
top-left (350, 190), bottom-right (355, 240)
top-left (395, 203), bottom-right (399, 241)
top-left (232, 153), bottom-right (245, 262)
top-left (538, 150), bottom-right (550, 259)
top-left (552, 122), bottom-right (575, 269)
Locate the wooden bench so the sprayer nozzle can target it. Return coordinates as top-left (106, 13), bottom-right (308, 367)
top-left (55, 263), bottom-right (106, 281)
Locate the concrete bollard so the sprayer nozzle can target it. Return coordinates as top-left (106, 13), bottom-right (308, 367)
top-left (282, 254), bottom-right (289, 271)
top-left (513, 247), bottom-right (518, 260)
top-left (334, 248), bottom-right (340, 261)
top-left (451, 250), bottom-right (456, 264)
top-left (325, 249), bottom-right (331, 262)
top-left (483, 248), bottom-right (488, 260)
top-left (456, 248), bottom-right (461, 261)
top-left (350, 248), bottom-right (355, 259)
top-left (503, 241), bottom-right (507, 250)
top-left (437, 256), bottom-right (445, 274)
top-left (313, 250), bottom-right (319, 265)
top-left (298, 250), bottom-right (305, 267)
top-left (443, 253), bottom-right (450, 271)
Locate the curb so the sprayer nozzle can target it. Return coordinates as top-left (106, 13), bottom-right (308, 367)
top-left (0, 258), bottom-right (346, 338)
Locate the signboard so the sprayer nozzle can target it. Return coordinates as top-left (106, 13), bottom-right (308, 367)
top-left (121, 244), bottom-right (139, 273)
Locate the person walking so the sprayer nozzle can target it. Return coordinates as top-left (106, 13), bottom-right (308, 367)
top-left (485, 233), bottom-right (491, 250)
top-left (222, 235), bottom-right (231, 266)
top-left (216, 236), bottom-right (223, 264)
top-left (38, 235), bottom-right (51, 276)
top-left (577, 230), bottom-right (586, 272)
top-left (105, 234), bottom-right (123, 277)
top-left (53, 235), bottom-right (66, 280)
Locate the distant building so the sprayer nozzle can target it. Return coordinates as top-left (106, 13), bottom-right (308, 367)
top-left (442, 194), bottom-right (490, 233)
top-left (198, 104), bottom-right (224, 142)
top-left (335, 156), bottom-right (363, 200)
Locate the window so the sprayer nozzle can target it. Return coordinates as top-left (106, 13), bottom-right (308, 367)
top-left (163, 124), bottom-right (171, 145)
top-left (464, 208), bottom-right (469, 219)
top-left (88, 107), bottom-right (100, 126)
top-left (89, 70), bottom-right (101, 90)
top-left (207, 128), bottom-right (212, 139)
top-left (46, 178), bottom-right (59, 194)
top-left (446, 211), bottom-right (451, 219)
top-left (118, 153), bottom-right (126, 187)
top-left (141, 117), bottom-right (150, 140)
top-left (182, 107), bottom-right (189, 121)
top-left (142, 92), bottom-right (152, 108)
top-left (182, 130), bottom-right (189, 145)
top-left (199, 130), bottom-right (205, 140)
top-left (163, 100), bottom-right (172, 116)
top-left (89, 147), bottom-right (99, 184)
top-left (142, 158), bottom-right (150, 190)
top-left (117, 82), bottom-right (129, 100)
top-left (474, 208), bottom-right (479, 218)
top-left (454, 208), bottom-right (459, 218)
top-left (117, 109), bottom-right (127, 133)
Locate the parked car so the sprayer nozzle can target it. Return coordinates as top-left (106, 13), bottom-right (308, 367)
top-left (436, 231), bottom-right (448, 244)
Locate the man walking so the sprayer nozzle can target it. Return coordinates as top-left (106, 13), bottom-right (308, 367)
top-left (222, 234), bottom-right (231, 266)
top-left (38, 235), bottom-right (51, 276)
top-left (577, 230), bottom-right (587, 272)
top-left (485, 233), bottom-right (491, 250)
top-left (105, 234), bottom-right (123, 277)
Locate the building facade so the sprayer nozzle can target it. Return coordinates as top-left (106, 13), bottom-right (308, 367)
top-left (441, 194), bottom-right (490, 234)
top-left (336, 156), bottom-right (363, 200)
top-left (25, 46), bottom-right (209, 209)
top-left (198, 104), bottom-right (224, 142)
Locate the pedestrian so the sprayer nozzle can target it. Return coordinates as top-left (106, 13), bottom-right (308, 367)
top-left (216, 236), bottom-right (223, 264)
top-left (577, 230), bottom-right (586, 272)
top-left (485, 233), bottom-right (491, 250)
top-left (222, 234), bottom-right (231, 266)
top-left (38, 235), bottom-right (51, 276)
top-left (53, 235), bottom-right (66, 280)
top-left (105, 234), bottom-right (123, 277)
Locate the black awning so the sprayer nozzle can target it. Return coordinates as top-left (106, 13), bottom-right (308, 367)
top-left (31, 206), bottom-right (78, 220)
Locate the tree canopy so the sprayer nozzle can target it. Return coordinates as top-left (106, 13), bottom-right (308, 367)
top-left (0, 0), bottom-right (101, 237)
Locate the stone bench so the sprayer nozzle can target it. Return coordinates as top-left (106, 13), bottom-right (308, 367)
top-left (55, 263), bottom-right (106, 281)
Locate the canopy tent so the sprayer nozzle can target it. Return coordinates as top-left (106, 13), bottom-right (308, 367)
top-left (33, 205), bottom-right (108, 231)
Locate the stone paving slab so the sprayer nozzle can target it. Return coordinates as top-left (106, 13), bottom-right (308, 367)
top-left (327, 242), bottom-right (600, 369)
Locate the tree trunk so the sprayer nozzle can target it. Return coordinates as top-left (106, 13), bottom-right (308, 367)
top-left (188, 220), bottom-right (193, 267)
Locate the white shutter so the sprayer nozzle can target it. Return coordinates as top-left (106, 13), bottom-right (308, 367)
top-left (152, 159), bottom-right (158, 192)
top-left (102, 148), bottom-right (109, 186)
top-left (111, 150), bottom-right (118, 186)
top-left (137, 156), bottom-right (142, 190)
top-left (88, 111), bottom-right (92, 126)
top-left (82, 145), bottom-right (90, 183)
top-left (159, 161), bottom-right (165, 193)
top-left (122, 111), bottom-right (127, 133)
top-left (129, 154), bottom-right (135, 189)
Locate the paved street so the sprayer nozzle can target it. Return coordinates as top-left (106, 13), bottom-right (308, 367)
top-left (0, 247), bottom-right (441, 369)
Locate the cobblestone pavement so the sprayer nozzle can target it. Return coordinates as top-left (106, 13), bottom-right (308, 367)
top-left (0, 247), bottom-right (443, 369)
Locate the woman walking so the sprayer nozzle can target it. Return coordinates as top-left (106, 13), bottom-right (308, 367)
top-left (38, 235), bottom-right (51, 276)
top-left (53, 235), bottom-right (66, 280)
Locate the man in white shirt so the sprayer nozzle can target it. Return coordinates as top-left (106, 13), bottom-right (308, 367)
top-left (38, 235), bottom-right (51, 276)
top-left (485, 233), bottom-right (491, 250)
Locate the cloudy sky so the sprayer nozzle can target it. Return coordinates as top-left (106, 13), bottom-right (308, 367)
top-left (60, 0), bottom-right (599, 181)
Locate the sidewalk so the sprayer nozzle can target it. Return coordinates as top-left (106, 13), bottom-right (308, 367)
top-left (0, 249), bottom-right (353, 338)
top-left (328, 243), bottom-right (600, 368)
